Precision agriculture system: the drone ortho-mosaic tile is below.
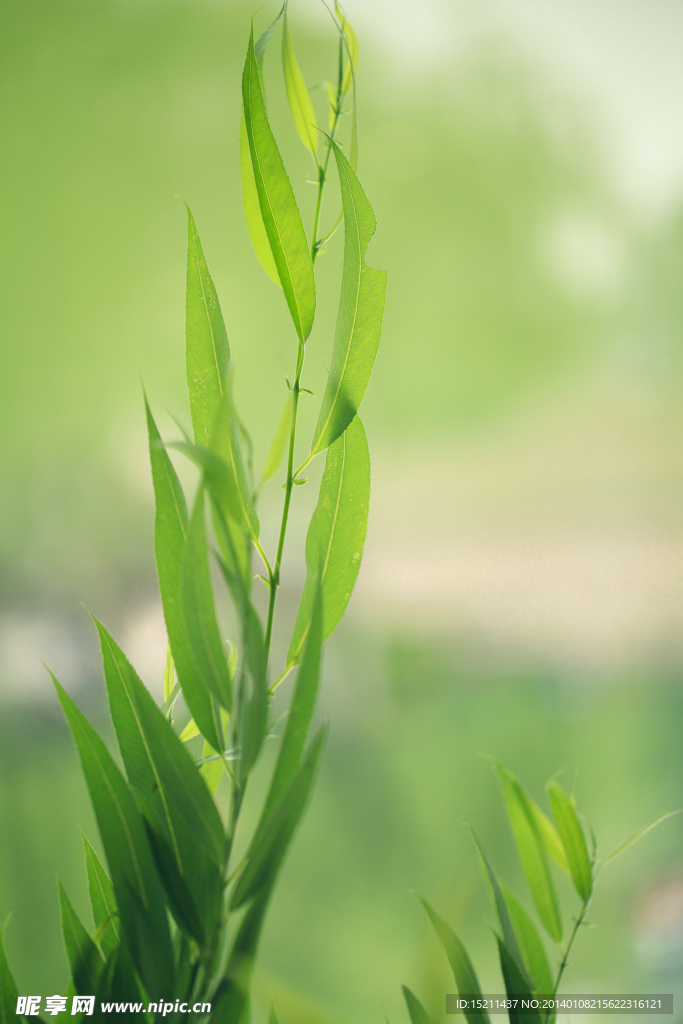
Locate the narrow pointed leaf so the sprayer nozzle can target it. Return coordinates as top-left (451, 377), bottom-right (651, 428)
top-left (231, 726), bottom-right (326, 909)
top-left (470, 829), bottom-right (532, 988)
top-left (210, 377), bottom-right (259, 540)
top-left (501, 885), bottom-right (553, 995)
top-left (402, 987), bottom-right (437, 1024)
top-left (310, 142), bottom-right (386, 455)
top-left (210, 889), bottom-right (270, 1024)
top-left (496, 938), bottom-right (541, 1024)
top-left (162, 643), bottom-right (175, 703)
top-left (184, 203), bottom-right (230, 446)
top-left (182, 489), bottom-right (233, 713)
top-left (527, 800), bottom-right (569, 875)
top-left (547, 783), bottom-right (592, 902)
top-left (82, 835), bottom-right (119, 958)
top-left (288, 415), bottom-right (369, 667)
top-left (241, 109), bottom-right (281, 285)
top-left (418, 896), bottom-right (490, 1024)
top-left (237, 602), bottom-right (269, 782)
top-left (282, 14), bottom-right (317, 154)
top-left (494, 765), bottom-right (563, 943)
top-left (51, 676), bottom-right (174, 996)
top-left (605, 809), bottom-right (683, 864)
top-left (58, 881), bottom-right (104, 995)
top-left (260, 395), bottom-right (292, 486)
top-left (0, 923), bottom-right (20, 1024)
top-left (243, 26), bottom-right (316, 344)
top-left (146, 400), bottom-right (222, 752)
top-left (335, 2), bottom-right (359, 96)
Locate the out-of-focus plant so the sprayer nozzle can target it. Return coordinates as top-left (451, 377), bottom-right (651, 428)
top-left (401, 763), bottom-right (680, 1024)
top-left (0, 3), bottom-right (385, 1021)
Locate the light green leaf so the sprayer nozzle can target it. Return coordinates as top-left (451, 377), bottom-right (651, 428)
top-left (243, 25), bottom-right (316, 344)
top-left (200, 739), bottom-right (224, 796)
top-left (547, 782), bottom-right (592, 902)
top-left (240, 108), bottom-right (281, 286)
top-left (82, 835), bottom-right (119, 959)
top-left (288, 415), bottom-right (369, 667)
top-left (527, 799), bottom-right (570, 875)
top-left (184, 203), bottom-right (230, 447)
top-left (496, 938), bottom-right (541, 1024)
top-left (310, 143), bottom-right (386, 456)
top-left (145, 400), bottom-right (222, 754)
top-left (210, 374), bottom-right (260, 539)
top-left (418, 896), bottom-right (490, 1024)
top-left (605, 809), bottom-right (683, 864)
top-left (282, 12), bottom-right (317, 155)
top-left (51, 675), bottom-right (174, 997)
top-left (0, 922), bottom-right (20, 1024)
top-left (494, 764), bottom-right (563, 944)
top-left (402, 987), bottom-right (437, 1024)
top-left (323, 81), bottom-right (337, 131)
top-left (260, 395), bottom-right (292, 487)
top-left (58, 881), bottom-right (104, 995)
top-left (162, 643), bottom-right (175, 703)
top-left (501, 884), bottom-right (553, 995)
top-left (182, 488), bottom-right (234, 714)
top-left (335, 1), bottom-right (359, 96)
top-left (180, 718), bottom-right (200, 742)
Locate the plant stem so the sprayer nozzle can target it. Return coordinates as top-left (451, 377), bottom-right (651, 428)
top-left (553, 894), bottom-right (593, 996)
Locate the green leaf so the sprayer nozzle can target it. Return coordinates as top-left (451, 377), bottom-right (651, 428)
top-left (310, 142), bottom-right (386, 456)
top-left (82, 835), bottom-right (119, 959)
top-left (495, 938), bottom-right (541, 1024)
top-left (58, 881), bottom-right (104, 995)
top-left (323, 81), bottom-right (337, 131)
top-left (335, 2), bottom-right (359, 96)
top-left (94, 617), bottom-right (226, 941)
top-left (182, 489), bottom-right (234, 714)
top-left (260, 395), bottom-right (292, 487)
top-left (51, 675), bottom-right (174, 996)
top-left (162, 643), bottom-right (175, 703)
top-left (402, 987), bottom-right (437, 1024)
top-left (200, 739), bottom-right (224, 796)
top-left (146, 400), bottom-right (222, 753)
top-left (546, 782), bottom-right (592, 902)
top-left (417, 896), bottom-right (490, 1024)
top-left (240, 109), bottom-right (281, 286)
top-left (184, 203), bottom-right (230, 447)
top-left (605, 809), bottom-right (683, 864)
top-left (288, 415), bottom-right (369, 667)
top-left (470, 829), bottom-right (532, 988)
top-left (501, 885), bottom-right (553, 995)
top-left (242, 25), bottom-right (316, 344)
top-left (0, 922), bottom-right (20, 1024)
top-left (210, 376), bottom-right (260, 540)
top-left (493, 764), bottom-right (563, 944)
top-left (210, 889), bottom-right (271, 1024)
top-left (282, 11), bottom-right (318, 155)
top-left (527, 800), bottom-right (569, 876)
top-left (231, 725), bottom-right (327, 909)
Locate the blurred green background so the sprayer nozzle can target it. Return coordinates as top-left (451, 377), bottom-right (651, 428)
top-left (1, 0), bottom-right (682, 1020)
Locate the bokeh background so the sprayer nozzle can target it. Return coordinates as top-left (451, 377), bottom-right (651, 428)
top-left (1, 0), bottom-right (682, 1020)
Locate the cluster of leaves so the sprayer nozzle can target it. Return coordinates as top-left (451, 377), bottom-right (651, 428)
top-left (0, 4), bottom-right (385, 1023)
top-left (401, 763), bottom-right (680, 1024)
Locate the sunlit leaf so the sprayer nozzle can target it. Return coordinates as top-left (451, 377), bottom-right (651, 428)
top-left (335, 1), bottom-right (359, 95)
top-left (501, 884), bottom-right (553, 996)
top-left (402, 987), bottom-right (437, 1024)
top-left (51, 675), bottom-right (174, 997)
top-left (494, 764), bottom-right (563, 944)
top-left (260, 395), bottom-right (292, 487)
top-left (243, 26), bottom-right (316, 344)
top-left (162, 643), bottom-right (175, 703)
top-left (282, 11), bottom-right (318, 155)
top-left (288, 416), bottom-right (369, 667)
top-left (547, 782), bottom-right (592, 902)
top-left (82, 834), bottom-right (119, 959)
top-left (240, 110), bottom-right (281, 286)
top-left (527, 800), bottom-right (569, 875)
top-left (418, 896), bottom-right (490, 1024)
top-left (200, 739), bottom-right (224, 796)
top-left (310, 143), bottom-right (386, 456)
top-left (58, 881), bottom-right (104, 995)
top-left (605, 809), bottom-right (683, 864)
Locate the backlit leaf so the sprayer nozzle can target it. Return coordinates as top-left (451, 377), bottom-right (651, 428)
top-left (82, 835), bottom-right (119, 959)
top-left (335, 1), bottom-right (359, 96)
top-left (282, 12), bottom-right (318, 155)
top-left (605, 809), bottom-right (683, 864)
top-left (162, 643), bottom-right (175, 703)
top-left (402, 987), bottom-right (437, 1024)
top-left (241, 110), bottom-right (281, 286)
top-left (288, 415), bottom-right (369, 668)
top-left (243, 26), bottom-right (316, 344)
top-left (547, 782), bottom-right (592, 902)
top-left (310, 142), bottom-right (386, 456)
top-left (527, 800), bottom-right (569, 875)
top-left (418, 896), bottom-right (490, 1024)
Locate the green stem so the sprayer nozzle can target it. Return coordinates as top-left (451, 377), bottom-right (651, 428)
top-left (552, 893), bottom-right (593, 997)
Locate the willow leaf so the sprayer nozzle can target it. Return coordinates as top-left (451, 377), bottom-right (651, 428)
top-left (240, 109), bottom-right (281, 285)
top-left (82, 835), bottom-right (119, 959)
top-left (310, 142), bottom-right (386, 456)
top-left (51, 675), bottom-right (174, 996)
top-left (501, 884), bottom-right (553, 995)
top-left (547, 783), bottom-right (592, 902)
top-left (282, 12), bottom-right (318, 155)
top-left (527, 799), bottom-right (569, 875)
top-left (402, 988), bottom-right (437, 1024)
top-left (335, 1), bottom-right (359, 96)
top-left (494, 764), bottom-right (563, 944)
top-left (210, 377), bottom-right (259, 540)
top-left (184, 203), bottom-right (230, 446)
top-left (496, 939), bottom-right (541, 1024)
top-left (288, 415), bottom-right (369, 668)
top-left (58, 881), bottom-right (104, 995)
top-left (243, 26), bottom-right (316, 344)
top-left (418, 896), bottom-right (490, 1024)
top-left (605, 809), bottom-right (683, 864)
top-left (145, 400), bottom-right (221, 753)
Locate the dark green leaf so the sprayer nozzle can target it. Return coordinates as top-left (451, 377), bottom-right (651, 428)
top-left (402, 987), bottom-right (437, 1024)
top-left (0, 922), bottom-right (20, 1024)
top-left (501, 885), bottom-right (553, 995)
top-left (494, 765), bottom-right (563, 943)
top-left (146, 399), bottom-right (222, 752)
top-left (288, 415), bottom-right (369, 667)
top-left (236, 602), bottom-right (269, 785)
top-left (282, 11), bottom-right (317, 155)
top-left (242, 26), bottom-right (316, 344)
top-left (210, 889), bottom-right (271, 1024)
top-left (58, 881), bottom-right (104, 995)
top-left (182, 488), bottom-right (233, 714)
top-left (310, 144), bottom-right (386, 456)
top-left (418, 896), bottom-right (490, 1024)
top-left (184, 203), bottom-right (230, 447)
top-left (51, 675), bottom-right (174, 996)
top-left (231, 725), bottom-right (327, 909)
top-left (82, 835), bottom-right (119, 959)
top-left (495, 938), bottom-right (542, 1024)
top-left (546, 782), bottom-right (592, 902)
top-left (605, 809), bottom-right (683, 864)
